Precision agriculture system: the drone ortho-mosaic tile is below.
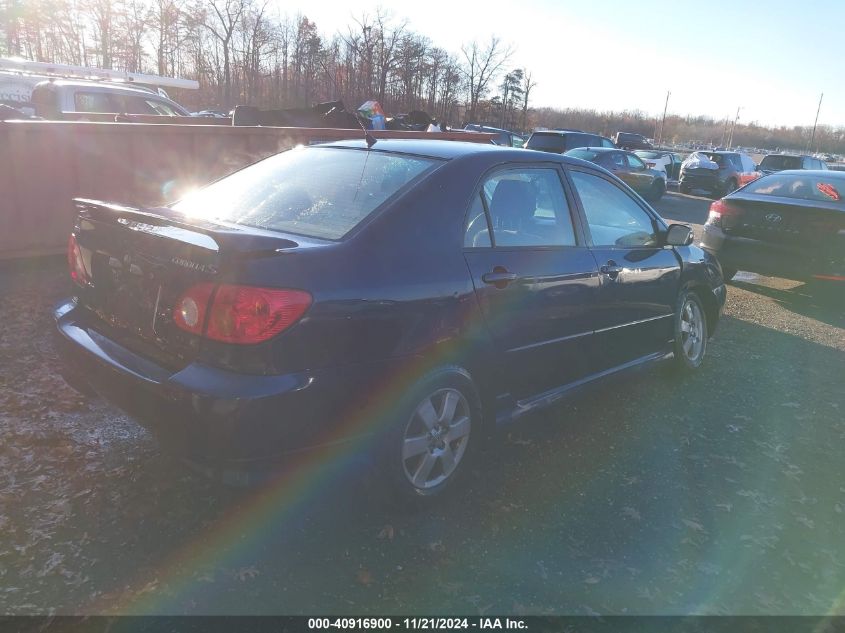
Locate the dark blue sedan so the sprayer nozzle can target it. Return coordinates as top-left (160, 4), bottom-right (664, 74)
top-left (56, 140), bottom-right (727, 501)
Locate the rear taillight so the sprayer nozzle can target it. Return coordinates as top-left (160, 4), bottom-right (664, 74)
top-left (173, 284), bottom-right (311, 345)
top-left (706, 199), bottom-right (740, 228)
top-left (67, 234), bottom-right (90, 286)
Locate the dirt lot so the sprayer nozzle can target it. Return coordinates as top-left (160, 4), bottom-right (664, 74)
top-left (1, 193), bottom-right (843, 615)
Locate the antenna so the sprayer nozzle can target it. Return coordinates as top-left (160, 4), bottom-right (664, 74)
top-left (353, 112), bottom-right (377, 148)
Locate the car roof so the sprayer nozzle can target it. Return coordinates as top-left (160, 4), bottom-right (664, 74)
top-left (762, 153), bottom-right (811, 159)
top-left (35, 78), bottom-right (161, 97)
top-left (320, 139), bottom-right (527, 159)
top-left (530, 129), bottom-right (591, 136)
top-left (568, 147), bottom-right (619, 153)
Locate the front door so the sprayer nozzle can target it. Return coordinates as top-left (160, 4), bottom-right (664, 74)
top-left (567, 168), bottom-right (681, 368)
top-left (463, 166), bottom-right (600, 400)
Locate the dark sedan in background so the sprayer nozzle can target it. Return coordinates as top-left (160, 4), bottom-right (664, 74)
top-left (56, 140), bottom-right (726, 502)
top-left (565, 147), bottom-right (667, 201)
top-left (701, 170), bottom-right (845, 285)
top-left (524, 129), bottom-right (615, 153)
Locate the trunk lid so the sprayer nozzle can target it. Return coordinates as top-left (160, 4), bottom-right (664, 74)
top-left (72, 199), bottom-right (305, 368)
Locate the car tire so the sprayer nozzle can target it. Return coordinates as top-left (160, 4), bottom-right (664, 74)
top-left (380, 366), bottom-right (483, 505)
top-left (679, 182), bottom-right (691, 195)
top-left (647, 179), bottom-right (665, 202)
top-left (672, 290), bottom-right (708, 373)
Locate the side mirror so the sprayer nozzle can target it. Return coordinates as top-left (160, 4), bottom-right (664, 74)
top-left (665, 223), bottom-right (694, 246)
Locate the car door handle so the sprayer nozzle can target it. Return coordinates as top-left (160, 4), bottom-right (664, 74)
top-left (600, 262), bottom-right (623, 279)
top-left (482, 268), bottom-right (519, 287)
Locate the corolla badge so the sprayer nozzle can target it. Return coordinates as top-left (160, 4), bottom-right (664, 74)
top-left (170, 257), bottom-right (218, 274)
top-left (764, 213), bottom-right (783, 224)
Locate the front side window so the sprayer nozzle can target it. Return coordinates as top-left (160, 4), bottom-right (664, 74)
top-left (173, 147), bottom-right (439, 240)
top-left (478, 168), bottom-right (577, 247)
top-left (570, 170), bottom-right (659, 248)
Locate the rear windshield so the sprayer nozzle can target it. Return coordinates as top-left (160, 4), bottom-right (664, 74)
top-left (760, 155), bottom-right (803, 171)
top-left (526, 133), bottom-right (569, 153)
top-left (636, 151), bottom-right (662, 159)
top-left (566, 148), bottom-right (600, 161)
top-left (744, 173), bottom-right (845, 204)
top-left (173, 147), bottom-right (439, 240)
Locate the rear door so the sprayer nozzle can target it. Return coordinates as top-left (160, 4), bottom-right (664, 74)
top-left (567, 168), bottom-right (681, 368)
top-left (463, 164), bottom-right (600, 398)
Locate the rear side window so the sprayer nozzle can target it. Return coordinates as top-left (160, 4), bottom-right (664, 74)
top-left (474, 168), bottom-right (577, 247)
top-left (173, 147), bottom-right (439, 240)
top-left (600, 137), bottom-right (615, 148)
top-left (570, 171), bottom-right (659, 247)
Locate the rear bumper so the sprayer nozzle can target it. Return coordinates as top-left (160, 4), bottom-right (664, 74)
top-left (680, 172), bottom-right (724, 193)
top-left (700, 225), bottom-right (844, 282)
top-left (54, 300), bottom-right (387, 470)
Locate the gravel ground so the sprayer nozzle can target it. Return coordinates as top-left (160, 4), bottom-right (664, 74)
top-left (1, 216), bottom-right (843, 616)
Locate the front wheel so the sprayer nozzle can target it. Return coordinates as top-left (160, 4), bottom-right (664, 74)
top-left (672, 290), bottom-right (708, 372)
top-left (381, 367), bottom-right (482, 504)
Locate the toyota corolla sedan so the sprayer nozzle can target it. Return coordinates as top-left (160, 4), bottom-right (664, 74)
top-left (56, 140), bottom-right (726, 501)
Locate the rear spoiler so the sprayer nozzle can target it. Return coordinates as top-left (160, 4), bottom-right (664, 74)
top-left (73, 198), bottom-right (300, 256)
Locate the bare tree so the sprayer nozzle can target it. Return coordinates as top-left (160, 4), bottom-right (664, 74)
top-left (521, 68), bottom-right (536, 132)
top-left (204, 0), bottom-right (248, 107)
top-left (460, 36), bottom-right (513, 123)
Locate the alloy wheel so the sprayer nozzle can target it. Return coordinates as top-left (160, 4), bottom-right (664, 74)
top-left (679, 298), bottom-right (705, 362)
top-left (401, 388), bottom-right (471, 490)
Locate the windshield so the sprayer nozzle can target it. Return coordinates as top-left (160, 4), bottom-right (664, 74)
top-left (760, 155), bottom-right (803, 170)
top-left (173, 147), bottom-right (439, 239)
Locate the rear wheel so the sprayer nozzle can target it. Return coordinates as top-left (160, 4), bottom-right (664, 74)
top-left (382, 367), bottom-right (482, 504)
top-left (672, 290), bottom-right (708, 373)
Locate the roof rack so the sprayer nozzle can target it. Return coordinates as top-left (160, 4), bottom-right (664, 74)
top-left (0, 57), bottom-right (199, 90)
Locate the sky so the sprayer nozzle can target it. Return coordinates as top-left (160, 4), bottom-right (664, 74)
top-left (275, 0), bottom-right (844, 128)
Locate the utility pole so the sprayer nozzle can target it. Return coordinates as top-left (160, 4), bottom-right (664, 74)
top-left (728, 106), bottom-right (741, 149)
top-left (657, 90), bottom-right (670, 148)
top-left (808, 92), bottom-right (823, 153)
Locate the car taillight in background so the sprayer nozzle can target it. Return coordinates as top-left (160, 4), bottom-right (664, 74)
top-left (67, 234), bottom-right (90, 286)
top-left (706, 199), bottom-right (741, 228)
top-left (173, 283), bottom-right (312, 344)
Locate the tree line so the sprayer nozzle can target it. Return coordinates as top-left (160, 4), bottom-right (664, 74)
top-left (0, 0), bottom-right (535, 128)
top-left (2, 0), bottom-right (843, 153)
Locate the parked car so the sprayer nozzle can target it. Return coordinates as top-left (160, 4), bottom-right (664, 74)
top-left (463, 124), bottom-right (525, 148)
top-left (525, 130), bottom-right (615, 153)
top-left (679, 151), bottom-right (759, 197)
top-left (614, 132), bottom-right (653, 150)
top-left (635, 150), bottom-right (684, 182)
top-left (31, 79), bottom-right (191, 119)
top-left (758, 153), bottom-right (828, 175)
top-left (565, 147), bottom-right (667, 202)
top-left (700, 170), bottom-right (845, 285)
top-left (56, 140), bottom-right (726, 501)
